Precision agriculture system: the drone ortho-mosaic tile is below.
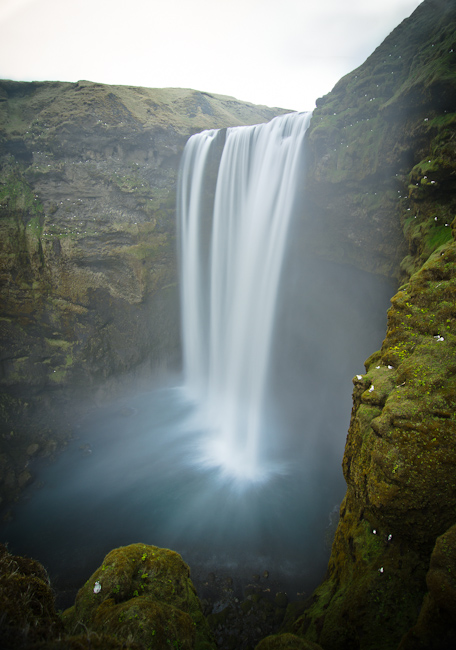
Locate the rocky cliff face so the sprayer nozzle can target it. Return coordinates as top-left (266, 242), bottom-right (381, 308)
top-left (1, 0), bottom-right (456, 646)
top-left (287, 1), bottom-right (456, 648)
top-left (299, 0), bottom-right (455, 282)
top-left (0, 80), bottom-right (286, 506)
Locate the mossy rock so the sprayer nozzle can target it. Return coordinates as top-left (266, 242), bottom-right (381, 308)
top-left (398, 523), bottom-right (456, 650)
top-left (0, 544), bottom-right (63, 648)
top-left (255, 633), bottom-right (323, 650)
top-left (63, 543), bottom-right (215, 649)
top-left (92, 597), bottom-right (196, 649)
top-left (32, 632), bottom-right (143, 649)
top-left (295, 232), bottom-right (455, 648)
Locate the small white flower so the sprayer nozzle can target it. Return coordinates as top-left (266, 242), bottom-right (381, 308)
top-left (93, 581), bottom-right (101, 594)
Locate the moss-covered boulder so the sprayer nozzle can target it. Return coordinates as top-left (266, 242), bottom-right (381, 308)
top-left (33, 633), bottom-right (142, 649)
top-left (0, 543), bottom-right (63, 648)
top-left (255, 633), bottom-right (323, 650)
top-left (62, 543), bottom-right (216, 650)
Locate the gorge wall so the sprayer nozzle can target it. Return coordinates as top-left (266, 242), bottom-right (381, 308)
top-left (0, 0), bottom-right (455, 647)
top-left (0, 81), bottom-right (286, 506)
top-left (285, 0), bottom-right (456, 648)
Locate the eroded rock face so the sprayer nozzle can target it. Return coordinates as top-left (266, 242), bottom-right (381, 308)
top-left (288, 1), bottom-right (456, 648)
top-left (301, 0), bottom-right (456, 282)
top-left (0, 80), bottom-right (286, 507)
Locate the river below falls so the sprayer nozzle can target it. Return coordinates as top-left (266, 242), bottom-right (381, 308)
top-left (1, 261), bottom-right (395, 608)
top-left (1, 383), bottom-right (346, 608)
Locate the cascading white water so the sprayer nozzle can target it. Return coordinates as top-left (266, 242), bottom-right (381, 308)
top-left (177, 112), bottom-right (311, 482)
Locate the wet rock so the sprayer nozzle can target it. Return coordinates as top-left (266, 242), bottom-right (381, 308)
top-left (17, 469), bottom-right (33, 488)
top-left (26, 442), bottom-right (40, 456)
top-left (34, 633), bottom-right (143, 649)
top-left (62, 543), bottom-right (215, 649)
top-left (398, 524), bottom-right (456, 650)
top-left (274, 592), bottom-right (289, 608)
top-left (0, 544), bottom-right (63, 648)
top-left (255, 633), bottom-right (324, 649)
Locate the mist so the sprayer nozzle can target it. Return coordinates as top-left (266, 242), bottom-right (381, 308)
top-left (1, 113), bottom-right (395, 608)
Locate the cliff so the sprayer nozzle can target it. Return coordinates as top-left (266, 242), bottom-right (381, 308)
top-left (294, 0), bottom-right (455, 282)
top-left (1, 0), bottom-right (456, 647)
top-left (0, 80), bottom-right (286, 506)
top-left (284, 0), bottom-right (456, 648)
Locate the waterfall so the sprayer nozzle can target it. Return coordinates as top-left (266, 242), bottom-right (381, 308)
top-left (177, 112), bottom-right (311, 482)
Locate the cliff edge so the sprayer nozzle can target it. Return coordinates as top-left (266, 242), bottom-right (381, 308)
top-left (285, 1), bottom-right (456, 648)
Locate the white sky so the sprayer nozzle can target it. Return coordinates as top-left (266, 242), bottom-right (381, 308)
top-left (0, 0), bottom-right (423, 111)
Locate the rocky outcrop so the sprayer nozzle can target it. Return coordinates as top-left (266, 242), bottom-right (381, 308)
top-left (287, 1), bottom-right (456, 648)
top-left (0, 543), bottom-right (64, 648)
top-left (0, 80), bottom-right (286, 507)
top-left (0, 542), bottom-right (215, 649)
top-left (63, 543), bottom-right (215, 650)
top-left (299, 0), bottom-right (456, 282)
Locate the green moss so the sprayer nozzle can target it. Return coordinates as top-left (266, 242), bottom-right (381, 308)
top-left (255, 633), bottom-right (323, 649)
top-left (0, 170), bottom-right (43, 220)
top-left (94, 598), bottom-right (195, 650)
top-left (0, 544), bottom-right (64, 648)
top-left (45, 338), bottom-right (73, 350)
top-left (63, 544), bottom-right (215, 650)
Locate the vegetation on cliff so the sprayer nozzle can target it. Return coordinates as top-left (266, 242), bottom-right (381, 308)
top-left (302, 0), bottom-right (456, 282)
top-left (281, 1), bottom-right (456, 648)
top-left (1, 0), bottom-right (455, 648)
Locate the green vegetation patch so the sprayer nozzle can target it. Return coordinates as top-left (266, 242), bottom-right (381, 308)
top-left (0, 165), bottom-right (44, 220)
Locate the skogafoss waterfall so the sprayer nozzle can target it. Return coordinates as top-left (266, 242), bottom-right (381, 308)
top-left (2, 111), bottom-right (395, 601)
top-left (177, 112), bottom-right (311, 482)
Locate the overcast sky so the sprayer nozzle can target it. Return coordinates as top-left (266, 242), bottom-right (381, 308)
top-left (1, 0), bottom-right (424, 111)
